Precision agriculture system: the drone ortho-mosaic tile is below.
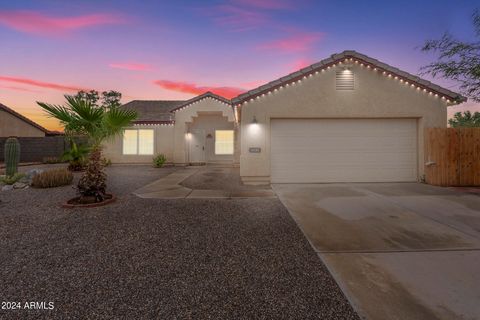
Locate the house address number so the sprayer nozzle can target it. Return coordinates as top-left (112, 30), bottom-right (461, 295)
top-left (249, 147), bottom-right (261, 153)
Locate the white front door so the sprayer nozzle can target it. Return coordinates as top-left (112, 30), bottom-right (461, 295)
top-left (188, 129), bottom-right (205, 163)
top-left (270, 118), bottom-right (418, 183)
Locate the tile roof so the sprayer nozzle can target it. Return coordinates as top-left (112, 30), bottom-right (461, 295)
top-left (121, 100), bottom-right (186, 123)
top-left (231, 50), bottom-right (467, 105)
top-left (0, 102), bottom-right (61, 136)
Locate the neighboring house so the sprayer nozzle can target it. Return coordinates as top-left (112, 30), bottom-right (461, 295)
top-left (0, 103), bottom-right (65, 162)
top-left (0, 103), bottom-right (56, 137)
top-left (103, 50), bottom-right (465, 184)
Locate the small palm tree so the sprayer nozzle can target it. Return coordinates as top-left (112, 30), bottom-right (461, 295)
top-left (38, 95), bottom-right (137, 202)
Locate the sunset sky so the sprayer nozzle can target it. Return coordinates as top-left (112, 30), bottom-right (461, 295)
top-left (1, 0), bottom-right (479, 131)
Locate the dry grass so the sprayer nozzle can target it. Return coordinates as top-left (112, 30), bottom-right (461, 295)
top-left (31, 168), bottom-right (73, 188)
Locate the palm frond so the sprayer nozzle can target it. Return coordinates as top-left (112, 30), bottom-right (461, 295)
top-left (102, 107), bottom-right (138, 138)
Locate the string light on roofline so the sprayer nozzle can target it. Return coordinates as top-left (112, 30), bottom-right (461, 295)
top-left (236, 57), bottom-right (454, 104)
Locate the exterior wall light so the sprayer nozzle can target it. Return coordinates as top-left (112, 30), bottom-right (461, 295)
top-left (251, 116), bottom-right (258, 124)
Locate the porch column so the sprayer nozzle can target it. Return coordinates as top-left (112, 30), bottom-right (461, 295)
top-left (173, 121), bottom-right (187, 165)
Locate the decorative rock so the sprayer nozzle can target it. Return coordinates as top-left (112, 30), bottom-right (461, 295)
top-left (25, 169), bottom-right (43, 181)
top-left (13, 182), bottom-right (27, 189)
top-left (2, 184), bottom-right (13, 191)
top-left (19, 176), bottom-right (29, 184)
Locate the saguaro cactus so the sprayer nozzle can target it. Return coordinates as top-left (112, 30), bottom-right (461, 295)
top-left (5, 137), bottom-right (20, 177)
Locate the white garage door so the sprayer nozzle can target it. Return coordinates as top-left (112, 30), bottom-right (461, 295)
top-left (270, 119), bottom-right (417, 183)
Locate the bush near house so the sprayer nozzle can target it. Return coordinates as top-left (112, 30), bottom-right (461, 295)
top-left (153, 154), bottom-right (167, 168)
top-left (31, 168), bottom-right (73, 188)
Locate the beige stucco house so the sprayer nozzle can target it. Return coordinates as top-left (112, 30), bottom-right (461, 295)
top-left (103, 50), bottom-right (465, 184)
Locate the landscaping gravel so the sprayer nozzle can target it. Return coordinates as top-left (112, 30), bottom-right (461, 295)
top-left (0, 165), bottom-right (359, 319)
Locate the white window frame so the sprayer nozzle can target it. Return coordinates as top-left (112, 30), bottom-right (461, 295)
top-left (215, 130), bottom-right (234, 155)
top-left (122, 129), bottom-right (154, 155)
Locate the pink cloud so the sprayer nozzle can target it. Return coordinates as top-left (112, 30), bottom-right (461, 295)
top-left (241, 80), bottom-right (268, 89)
top-left (258, 32), bottom-right (324, 53)
top-left (0, 75), bottom-right (87, 92)
top-left (0, 10), bottom-right (124, 36)
top-left (289, 58), bottom-right (314, 71)
top-left (109, 62), bottom-right (151, 71)
top-left (153, 80), bottom-right (245, 99)
top-left (0, 85), bottom-right (42, 93)
top-left (231, 0), bottom-right (294, 9)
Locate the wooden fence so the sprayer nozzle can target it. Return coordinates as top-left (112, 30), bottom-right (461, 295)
top-left (424, 128), bottom-right (480, 186)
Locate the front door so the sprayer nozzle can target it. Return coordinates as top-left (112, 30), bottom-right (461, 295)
top-left (188, 129), bottom-right (205, 164)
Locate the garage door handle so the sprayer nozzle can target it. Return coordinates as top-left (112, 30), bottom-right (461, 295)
top-left (425, 161), bottom-right (436, 166)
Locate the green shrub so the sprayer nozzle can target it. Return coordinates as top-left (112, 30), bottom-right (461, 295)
top-left (0, 173), bottom-right (25, 185)
top-left (62, 141), bottom-right (89, 171)
top-left (31, 168), bottom-right (73, 188)
top-left (153, 154), bottom-right (167, 168)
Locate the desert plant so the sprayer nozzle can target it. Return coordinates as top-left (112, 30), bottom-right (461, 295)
top-left (4, 137), bottom-right (20, 177)
top-left (31, 168), bottom-right (73, 188)
top-left (62, 140), bottom-right (89, 171)
top-left (42, 157), bottom-right (63, 164)
top-left (153, 154), bottom-right (167, 168)
top-left (0, 173), bottom-right (25, 185)
top-left (37, 95), bottom-right (137, 202)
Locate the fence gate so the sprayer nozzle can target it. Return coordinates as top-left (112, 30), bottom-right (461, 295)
top-left (425, 128), bottom-right (480, 186)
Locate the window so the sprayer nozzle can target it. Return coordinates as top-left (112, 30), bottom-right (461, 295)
top-left (336, 69), bottom-right (354, 90)
top-left (215, 130), bottom-right (234, 155)
top-left (123, 129), bottom-right (154, 155)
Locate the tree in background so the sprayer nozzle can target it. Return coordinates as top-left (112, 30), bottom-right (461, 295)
top-left (420, 9), bottom-right (480, 103)
top-left (448, 111), bottom-right (480, 127)
top-left (74, 90), bottom-right (122, 110)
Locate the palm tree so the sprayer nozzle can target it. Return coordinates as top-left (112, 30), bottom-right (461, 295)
top-left (38, 95), bottom-right (137, 202)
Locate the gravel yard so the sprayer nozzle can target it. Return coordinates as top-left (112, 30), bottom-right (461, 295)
top-left (0, 165), bottom-right (358, 319)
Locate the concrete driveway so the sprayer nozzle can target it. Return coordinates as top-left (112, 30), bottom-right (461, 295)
top-left (273, 183), bottom-right (480, 320)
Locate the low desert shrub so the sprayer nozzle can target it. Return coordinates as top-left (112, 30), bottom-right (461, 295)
top-left (0, 173), bottom-right (25, 185)
top-left (31, 168), bottom-right (73, 188)
top-left (153, 154), bottom-right (167, 168)
top-left (42, 156), bottom-right (63, 164)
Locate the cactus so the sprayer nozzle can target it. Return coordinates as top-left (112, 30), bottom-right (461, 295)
top-left (5, 137), bottom-right (20, 177)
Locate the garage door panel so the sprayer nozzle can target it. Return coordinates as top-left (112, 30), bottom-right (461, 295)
top-left (270, 119), bottom-right (417, 183)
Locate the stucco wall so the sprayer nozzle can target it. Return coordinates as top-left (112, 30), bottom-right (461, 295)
top-left (240, 64), bottom-right (448, 183)
top-left (103, 125), bottom-right (174, 163)
top-left (188, 114), bottom-right (235, 163)
top-left (173, 97), bottom-right (235, 164)
top-left (0, 110), bottom-right (45, 137)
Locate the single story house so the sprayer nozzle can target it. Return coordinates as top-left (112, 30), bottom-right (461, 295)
top-left (103, 50), bottom-right (465, 184)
